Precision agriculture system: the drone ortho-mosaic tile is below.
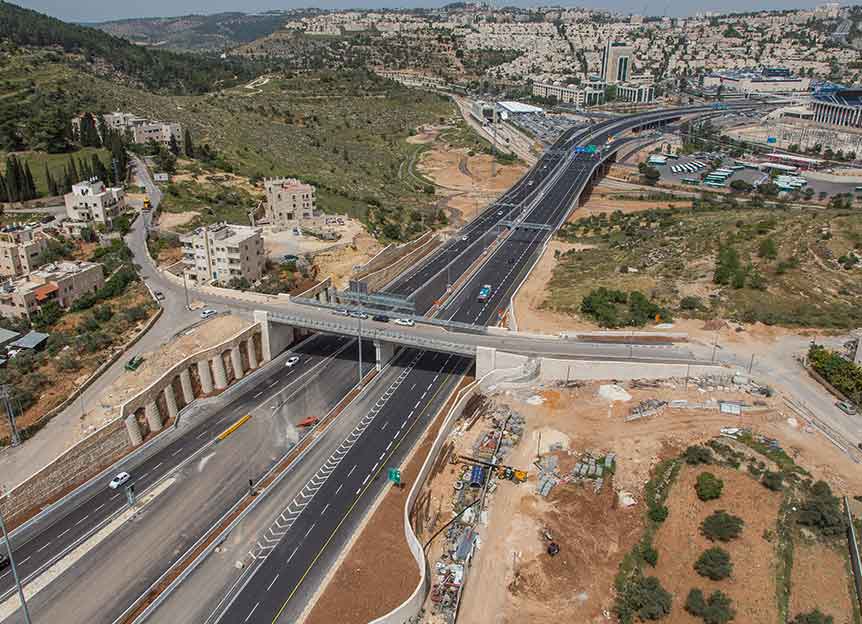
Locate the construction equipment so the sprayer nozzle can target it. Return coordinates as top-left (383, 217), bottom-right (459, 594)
top-left (458, 455), bottom-right (527, 483)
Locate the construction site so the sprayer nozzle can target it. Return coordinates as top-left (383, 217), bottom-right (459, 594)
top-left (410, 372), bottom-right (862, 624)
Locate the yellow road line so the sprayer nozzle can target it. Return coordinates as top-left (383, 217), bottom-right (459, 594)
top-left (217, 414), bottom-right (251, 441)
top-left (270, 358), bottom-right (461, 624)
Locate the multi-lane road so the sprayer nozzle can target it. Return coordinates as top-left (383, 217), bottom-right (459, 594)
top-left (210, 105), bottom-right (744, 623)
top-left (1, 103), bottom-right (756, 624)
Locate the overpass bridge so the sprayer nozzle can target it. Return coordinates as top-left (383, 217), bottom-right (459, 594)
top-left (253, 303), bottom-right (702, 378)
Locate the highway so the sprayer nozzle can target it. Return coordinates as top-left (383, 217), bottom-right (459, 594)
top-left (1, 103), bottom-right (750, 624)
top-left (0, 335), bottom-right (374, 623)
top-left (209, 106), bottom-right (740, 624)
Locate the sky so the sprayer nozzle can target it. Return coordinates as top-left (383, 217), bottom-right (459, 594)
top-left (13, 0), bottom-right (831, 23)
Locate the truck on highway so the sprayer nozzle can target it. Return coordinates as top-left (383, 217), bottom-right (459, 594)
top-left (143, 198), bottom-right (151, 210)
top-left (477, 284), bottom-right (492, 302)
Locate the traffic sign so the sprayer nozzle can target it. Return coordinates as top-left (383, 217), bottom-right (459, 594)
top-left (585, 145), bottom-right (597, 154)
top-left (387, 468), bottom-right (402, 485)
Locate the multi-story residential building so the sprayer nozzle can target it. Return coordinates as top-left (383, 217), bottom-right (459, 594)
top-left (180, 223), bottom-right (265, 286)
top-left (264, 178), bottom-right (317, 227)
top-left (0, 226), bottom-right (49, 278)
top-left (601, 41), bottom-right (633, 84)
top-left (532, 81), bottom-right (606, 106)
top-left (63, 179), bottom-right (125, 234)
top-left (0, 261), bottom-right (104, 319)
top-left (131, 121), bottom-right (183, 148)
top-left (72, 112), bottom-right (182, 149)
top-left (811, 88), bottom-right (862, 129)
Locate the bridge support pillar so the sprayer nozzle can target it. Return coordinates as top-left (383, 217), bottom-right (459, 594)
top-left (374, 340), bottom-right (397, 372)
top-left (125, 414), bottom-right (143, 446)
top-left (246, 338), bottom-right (258, 370)
top-left (230, 345), bottom-right (244, 380)
top-left (197, 359), bottom-right (214, 395)
top-left (212, 354), bottom-right (229, 390)
top-left (254, 310), bottom-right (294, 362)
top-left (164, 384), bottom-right (179, 421)
top-left (180, 368), bottom-right (195, 403)
top-left (145, 400), bottom-right (162, 433)
top-left (476, 346), bottom-right (497, 378)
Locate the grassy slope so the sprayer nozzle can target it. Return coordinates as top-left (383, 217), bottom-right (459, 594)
top-left (0, 147), bottom-right (111, 196)
top-left (551, 203), bottom-right (862, 329)
top-left (2, 48), bottom-right (456, 240)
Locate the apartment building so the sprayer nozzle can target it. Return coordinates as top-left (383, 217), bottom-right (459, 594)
top-left (601, 41), bottom-right (634, 84)
top-left (180, 223), bottom-right (265, 286)
top-left (0, 226), bottom-right (49, 278)
top-left (532, 81), bottom-right (606, 107)
top-left (264, 178), bottom-right (317, 228)
top-left (63, 179), bottom-right (125, 233)
top-left (72, 112), bottom-right (182, 149)
top-left (0, 261), bottom-right (104, 319)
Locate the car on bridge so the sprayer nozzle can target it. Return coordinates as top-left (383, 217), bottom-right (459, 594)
top-left (477, 284), bottom-right (492, 302)
top-left (109, 472), bottom-right (131, 490)
top-left (393, 318), bottom-right (415, 327)
top-left (285, 355), bottom-right (301, 368)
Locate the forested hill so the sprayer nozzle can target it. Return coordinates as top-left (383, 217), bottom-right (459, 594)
top-left (0, 1), bottom-right (254, 93)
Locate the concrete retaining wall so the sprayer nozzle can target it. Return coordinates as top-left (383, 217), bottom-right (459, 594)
top-left (360, 233), bottom-right (441, 292)
top-left (355, 231), bottom-right (437, 279)
top-left (0, 419), bottom-right (129, 524)
top-left (369, 378), bottom-right (482, 624)
top-left (0, 323), bottom-right (264, 530)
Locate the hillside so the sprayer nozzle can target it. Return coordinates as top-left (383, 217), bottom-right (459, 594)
top-left (93, 11), bottom-right (316, 53)
top-left (0, 1), bottom-right (253, 93)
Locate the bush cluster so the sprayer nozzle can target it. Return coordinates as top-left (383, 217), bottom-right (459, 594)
top-left (700, 511), bottom-right (744, 542)
top-left (685, 588), bottom-right (736, 624)
top-left (694, 547), bottom-right (733, 581)
top-left (695, 472), bottom-right (724, 501)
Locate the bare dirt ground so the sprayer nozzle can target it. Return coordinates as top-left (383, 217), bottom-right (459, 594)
top-left (413, 130), bottom-right (528, 228)
top-left (171, 169), bottom-right (264, 198)
top-left (653, 463), bottom-right (782, 623)
top-left (311, 229), bottom-right (383, 289)
top-left (91, 314), bottom-right (250, 427)
top-left (158, 210), bottom-right (199, 231)
top-left (445, 380), bottom-right (862, 624)
top-left (790, 541), bottom-right (854, 624)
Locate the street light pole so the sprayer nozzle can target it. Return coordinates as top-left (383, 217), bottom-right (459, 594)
top-left (183, 272), bottom-right (191, 310)
top-left (0, 511), bottom-right (32, 624)
top-left (357, 309), bottom-right (363, 387)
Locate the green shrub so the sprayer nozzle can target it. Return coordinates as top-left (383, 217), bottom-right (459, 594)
top-left (648, 505), bottom-right (669, 523)
top-left (761, 471), bottom-right (783, 491)
top-left (640, 542), bottom-right (658, 567)
top-left (694, 547), bottom-right (732, 580)
top-left (700, 511), bottom-right (744, 542)
top-left (702, 590), bottom-right (736, 624)
top-left (685, 445), bottom-right (713, 465)
top-left (797, 480), bottom-right (844, 537)
top-left (614, 575), bottom-right (672, 623)
top-left (695, 472), bottom-right (724, 501)
top-left (685, 588), bottom-right (707, 616)
top-left (790, 609), bottom-right (834, 624)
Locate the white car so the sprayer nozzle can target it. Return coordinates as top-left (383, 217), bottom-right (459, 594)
top-left (461, 235), bottom-right (468, 241)
top-left (109, 472), bottom-right (131, 489)
top-left (200, 308), bottom-right (217, 320)
top-left (285, 355), bottom-right (300, 368)
top-left (394, 318), bottom-right (415, 327)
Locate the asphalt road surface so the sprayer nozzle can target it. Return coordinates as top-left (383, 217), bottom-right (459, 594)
top-left (0, 334), bottom-right (372, 620)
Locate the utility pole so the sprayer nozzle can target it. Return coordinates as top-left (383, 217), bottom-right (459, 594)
top-left (357, 307), bottom-right (363, 387)
top-left (0, 386), bottom-right (20, 447)
top-left (0, 510), bottom-right (32, 624)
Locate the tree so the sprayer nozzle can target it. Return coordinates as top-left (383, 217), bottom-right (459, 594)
top-left (729, 179), bottom-right (752, 193)
top-left (761, 471), bottom-right (783, 491)
top-left (685, 589), bottom-right (707, 616)
top-left (642, 166), bottom-right (661, 185)
top-left (694, 547), bottom-right (732, 580)
top-left (701, 591), bottom-right (735, 624)
top-left (700, 511), bottom-right (744, 542)
top-left (797, 480), bottom-right (845, 536)
top-left (614, 575), bottom-right (672, 622)
top-left (168, 134), bottom-right (180, 156)
top-left (183, 128), bottom-right (195, 159)
top-left (790, 609), bottom-right (834, 624)
top-left (696, 472), bottom-right (724, 501)
top-left (685, 445), bottom-right (712, 465)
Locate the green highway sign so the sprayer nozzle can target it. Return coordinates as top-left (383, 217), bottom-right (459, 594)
top-left (585, 145), bottom-right (597, 154)
top-left (387, 468), bottom-right (401, 484)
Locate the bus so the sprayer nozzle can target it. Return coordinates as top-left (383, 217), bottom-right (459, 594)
top-left (681, 177), bottom-right (701, 186)
top-left (704, 180), bottom-right (726, 187)
top-left (855, 186), bottom-right (862, 192)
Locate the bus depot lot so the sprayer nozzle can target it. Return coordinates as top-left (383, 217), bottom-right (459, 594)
top-left (653, 155), bottom-right (861, 198)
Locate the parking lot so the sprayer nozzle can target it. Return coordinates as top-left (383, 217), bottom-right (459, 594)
top-left (653, 152), bottom-right (862, 199)
top-left (510, 112), bottom-right (583, 145)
